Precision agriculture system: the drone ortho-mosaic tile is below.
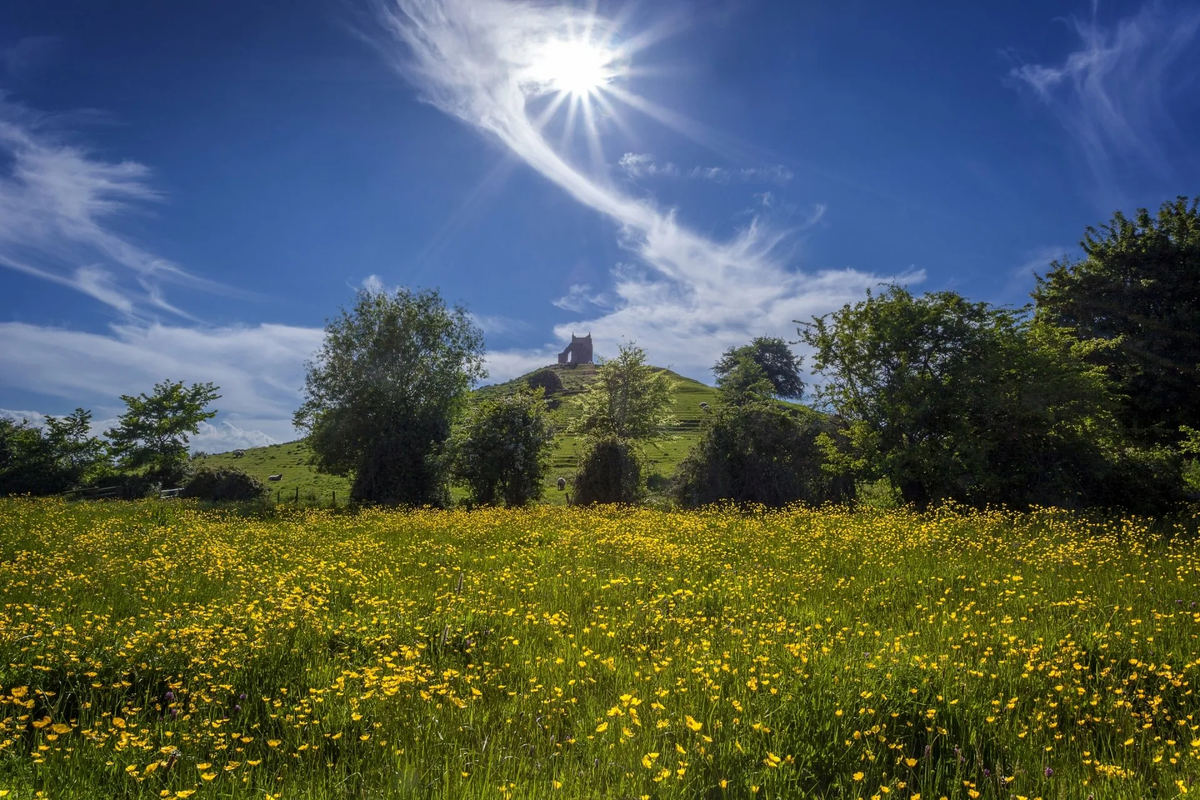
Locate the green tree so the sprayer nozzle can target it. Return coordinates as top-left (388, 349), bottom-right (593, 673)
top-left (671, 398), bottom-right (846, 508)
top-left (295, 287), bottom-right (486, 506)
top-left (714, 352), bottom-right (777, 404)
top-left (1181, 426), bottom-right (1200, 495)
top-left (713, 337), bottom-right (805, 399)
top-left (106, 382), bottom-right (220, 487)
top-left (0, 409), bottom-right (109, 496)
top-left (46, 409), bottom-right (109, 486)
top-left (572, 436), bottom-right (642, 506)
top-left (0, 417), bottom-right (56, 495)
top-left (567, 342), bottom-right (674, 505)
top-left (800, 286), bottom-right (1132, 509)
top-left (569, 343), bottom-right (675, 442)
top-left (451, 389), bottom-right (554, 507)
top-left (1033, 197), bottom-right (1200, 445)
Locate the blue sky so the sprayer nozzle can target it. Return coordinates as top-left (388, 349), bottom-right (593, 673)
top-left (1, 0), bottom-right (1198, 450)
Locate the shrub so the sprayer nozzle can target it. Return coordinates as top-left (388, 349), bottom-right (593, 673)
top-left (182, 467), bottom-right (267, 502)
top-left (526, 369), bottom-right (564, 396)
top-left (671, 402), bottom-right (848, 508)
top-left (573, 437), bottom-right (641, 505)
top-left (82, 472), bottom-right (159, 500)
top-left (451, 389), bottom-right (555, 507)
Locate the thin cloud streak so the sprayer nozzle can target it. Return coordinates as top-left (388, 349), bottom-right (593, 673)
top-left (1008, 1), bottom-right (1200, 194)
top-left (0, 95), bottom-right (244, 319)
top-left (377, 0), bottom-right (912, 378)
top-left (619, 152), bottom-right (794, 184)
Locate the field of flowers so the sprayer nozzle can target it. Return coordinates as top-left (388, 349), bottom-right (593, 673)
top-left (1, 500), bottom-right (1199, 799)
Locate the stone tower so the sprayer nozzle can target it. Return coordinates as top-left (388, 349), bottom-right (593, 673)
top-left (557, 333), bottom-right (594, 365)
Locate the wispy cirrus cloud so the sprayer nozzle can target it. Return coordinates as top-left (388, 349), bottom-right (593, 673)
top-left (0, 95), bottom-right (240, 319)
top-left (1007, 1), bottom-right (1200, 193)
top-left (377, 0), bottom-right (914, 379)
top-left (551, 282), bottom-right (610, 313)
top-left (618, 152), bottom-right (794, 184)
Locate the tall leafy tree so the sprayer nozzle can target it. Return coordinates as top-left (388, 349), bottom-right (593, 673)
top-left (295, 287), bottom-right (485, 505)
top-left (568, 342), bottom-right (675, 505)
top-left (714, 353), bottom-right (778, 404)
top-left (713, 337), bottom-right (805, 399)
top-left (46, 409), bottom-right (109, 486)
top-left (1033, 196), bottom-right (1200, 445)
top-left (569, 342), bottom-right (675, 442)
top-left (800, 286), bottom-right (1128, 509)
top-left (451, 389), bottom-right (554, 507)
top-left (106, 382), bottom-right (220, 487)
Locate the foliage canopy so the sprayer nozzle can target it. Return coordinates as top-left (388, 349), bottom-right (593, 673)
top-left (800, 286), bottom-right (1137, 509)
top-left (0, 409), bottom-right (108, 496)
top-left (671, 398), bottom-right (846, 508)
top-left (451, 389), bottom-right (555, 507)
top-left (569, 343), bottom-right (675, 443)
top-left (713, 337), bottom-right (805, 399)
top-left (1033, 196), bottom-right (1200, 445)
top-left (106, 382), bottom-right (219, 487)
top-left (295, 287), bottom-right (486, 506)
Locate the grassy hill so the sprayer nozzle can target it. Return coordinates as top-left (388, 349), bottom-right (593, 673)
top-left (192, 440), bottom-right (351, 504)
top-left (194, 363), bottom-right (721, 505)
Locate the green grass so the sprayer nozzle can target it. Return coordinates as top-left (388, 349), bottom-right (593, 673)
top-left (191, 441), bottom-right (351, 505)
top-left (193, 363), bottom-right (723, 505)
top-left (2, 500), bottom-right (1199, 798)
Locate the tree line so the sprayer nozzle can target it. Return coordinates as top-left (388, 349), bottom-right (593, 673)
top-left (288, 197), bottom-right (1199, 513)
top-left (1, 381), bottom-right (219, 497)
top-left (4, 197), bottom-right (1198, 511)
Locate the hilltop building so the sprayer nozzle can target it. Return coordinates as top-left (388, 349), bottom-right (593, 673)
top-left (557, 333), bottom-right (593, 365)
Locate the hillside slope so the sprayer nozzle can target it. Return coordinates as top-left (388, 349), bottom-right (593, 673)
top-left (196, 363), bottom-right (721, 504)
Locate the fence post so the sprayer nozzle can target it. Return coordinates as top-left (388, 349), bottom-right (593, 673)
top-left (295, 486), bottom-right (299, 503)
top-left (276, 489), bottom-right (281, 503)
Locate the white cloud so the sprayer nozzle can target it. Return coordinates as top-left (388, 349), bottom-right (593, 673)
top-left (551, 283), bottom-right (609, 312)
top-left (0, 95), bottom-right (240, 318)
top-left (0, 408), bottom-right (47, 426)
top-left (190, 420), bottom-right (279, 453)
top-left (470, 312), bottom-right (530, 336)
top-left (0, 321), bottom-right (325, 446)
top-left (482, 346), bottom-right (562, 383)
top-left (619, 152), bottom-right (793, 184)
top-left (618, 152), bottom-right (679, 179)
top-left (378, 0), bottom-right (911, 382)
top-left (1008, 2), bottom-right (1200, 191)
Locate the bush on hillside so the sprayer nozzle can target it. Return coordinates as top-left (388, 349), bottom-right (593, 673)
top-left (671, 401), bottom-right (849, 508)
top-left (526, 369), bottom-right (563, 396)
top-left (450, 389), bottom-right (555, 507)
top-left (573, 437), bottom-right (641, 505)
top-left (182, 467), bottom-right (267, 502)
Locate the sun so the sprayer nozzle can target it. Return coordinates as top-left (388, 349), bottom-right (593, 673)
top-left (531, 38), bottom-right (617, 98)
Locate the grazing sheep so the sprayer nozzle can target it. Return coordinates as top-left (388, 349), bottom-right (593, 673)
top-left (233, 450), bottom-right (245, 458)
top-left (556, 477), bottom-right (567, 491)
top-left (268, 474), bottom-right (282, 482)
top-left (699, 402), bottom-right (711, 412)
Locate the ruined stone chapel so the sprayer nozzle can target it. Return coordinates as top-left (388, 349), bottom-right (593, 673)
top-left (557, 333), bottom-right (594, 365)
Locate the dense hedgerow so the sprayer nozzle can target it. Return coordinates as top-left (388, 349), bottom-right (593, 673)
top-left (1, 499), bottom-right (1200, 799)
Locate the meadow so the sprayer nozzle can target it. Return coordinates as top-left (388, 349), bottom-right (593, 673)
top-left (1, 500), bottom-right (1199, 799)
